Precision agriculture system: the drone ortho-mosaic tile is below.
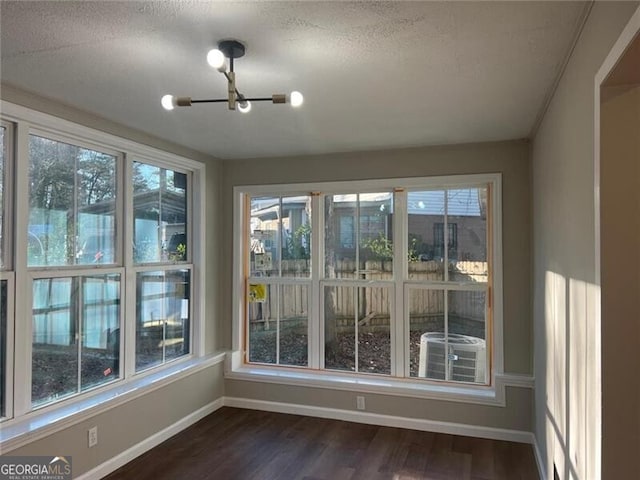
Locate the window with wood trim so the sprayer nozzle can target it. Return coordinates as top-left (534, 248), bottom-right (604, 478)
top-left (240, 176), bottom-right (497, 385)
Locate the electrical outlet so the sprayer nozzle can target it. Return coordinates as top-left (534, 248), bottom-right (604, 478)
top-left (88, 426), bottom-right (98, 448)
top-left (356, 396), bottom-right (365, 410)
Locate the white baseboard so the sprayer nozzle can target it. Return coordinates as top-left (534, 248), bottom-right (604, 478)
top-left (223, 396), bottom-right (535, 445)
top-left (78, 396), bottom-right (539, 479)
top-left (76, 398), bottom-right (224, 480)
top-left (533, 436), bottom-right (547, 480)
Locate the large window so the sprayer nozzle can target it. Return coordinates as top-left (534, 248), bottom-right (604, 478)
top-left (26, 140), bottom-right (195, 406)
top-left (240, 177), bottom-right (498, 386)
top-left (0, 104), bottom-right (202, 422)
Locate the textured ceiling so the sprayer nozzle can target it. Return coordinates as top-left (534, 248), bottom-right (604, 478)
top-left (0, 1), bottom-right (587, 160)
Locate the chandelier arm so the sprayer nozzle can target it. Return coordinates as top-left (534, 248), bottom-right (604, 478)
top-left (243, 97), bottom-right (278, 102)
top-left (190, 99), bottom-right (230, 104)
top-left (187, 97), bottom-right (281, 104)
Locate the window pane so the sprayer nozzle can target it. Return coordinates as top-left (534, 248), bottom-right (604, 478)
top-left (0, 280), bottom-right (6, 417)
top-left (249, 196), bottom-right (311, 278)
top-left (448, 290), bottom-right (487, 384)
top-left (32, 275), bottom-right (121, 407)
top-left (409, 289), bottom-right (486, 383)
top-left (0, 127), bottom-right (5, 269)
top-left (325, 193), bottom-right (393, 279)
top-left (281, 196), bottom-right (311, 278)
top-left (133, 163), bottom-right (187, 263)
top-left (447, 188), bottom-right (488, 282)
top-left (249, 197), bottom-right (280, 277)
top-left (325, 195), bottom-right (357, 279)
top-left (409, 289), bottom-right (444, 379)
top-left (357, 286), bottom-right (391, 375)
top-left (135, 270), bottom-right (190, 371)
top-left (408, 190), bottom-right (445, 281)
top-left (279, 284), bottom-right (308, 366)
top-left (359, 193), bottom-right (393, 278)
top-left (324, 285), bottom-right (355, 372)
top-left (28, 135), bottom-right (117, 266)
top-left (325, 286), bottom-right (391, 374)
top-left (81, 275), bottom-right (120, 390)
top-left (32, 277), bottom-right (78, 406)
top-left (248, 283), bottom-right (277, 364)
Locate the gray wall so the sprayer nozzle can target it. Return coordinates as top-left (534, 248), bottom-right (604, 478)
top-left (531, 3), bottom-right (638, 479)
top-left (222, 139), bottom-right (533, 430)
top-left (8, 364), bottom-right (224, 477)
top-left (0, 85), bottom-right (225, 477)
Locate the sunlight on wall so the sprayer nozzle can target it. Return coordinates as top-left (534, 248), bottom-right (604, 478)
top-left (544, 271), bottom-right (599, 480)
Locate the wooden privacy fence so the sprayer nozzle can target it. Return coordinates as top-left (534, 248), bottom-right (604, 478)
top-left (249, 260), bottom-right (487, 329)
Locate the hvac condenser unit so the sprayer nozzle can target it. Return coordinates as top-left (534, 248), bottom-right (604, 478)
top-left (418, 332), bottom-right (487, 383)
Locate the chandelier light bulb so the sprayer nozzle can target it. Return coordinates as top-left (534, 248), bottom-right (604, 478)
top-left (206, 49), bottom-right (226, 71)
top-left (290, 91), bottom-right (304, 107)
top-left (238, 100), bottom-right (252, 113)
top-left (161, 94), bottom-right (176, 111)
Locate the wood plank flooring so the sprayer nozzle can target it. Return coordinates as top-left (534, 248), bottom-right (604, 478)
top-left (104, 407), bottom-right (539, 480)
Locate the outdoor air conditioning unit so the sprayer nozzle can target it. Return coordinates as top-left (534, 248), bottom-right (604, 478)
top-left (418, 332), bottom-right (486, 383)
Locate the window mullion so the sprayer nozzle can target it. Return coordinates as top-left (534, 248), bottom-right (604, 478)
top-left (73, 154), bottom-right (79, 266)
top-left (2, 120), bottom-right (15, 271)
top-left (2, 274), bottom-right (16, 420)
top-left (355, 195), bottom-right (360, 277)
top-left (276, 284), bottom-right (280, 365)
top-left (76, 277), bottom-right (82, 393)
top-left (162, 274), bottom-right (167, 364)
top-left (394, 189), bottom-right (406, 377)
top-left (444, 287), bottom-right (450, 381)
top-left (444, 190), bottom-right (449, 282)
top-left (354, 287), bottom-right (359, 373)
top-left (187, 167), bottom-right (203, 357)
top-left (13, 120), bottom-right (32, 416)
top-left (443, 190), bottom-right (450, 381)
top-left (310, 193), bottom-right (322, 370)
top-left (123, 157), bottom-right (136, 379)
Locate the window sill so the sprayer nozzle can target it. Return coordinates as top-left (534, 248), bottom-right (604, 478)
top-left (224, 352), bottom-right (532, 407)
top-left (0, 352), bottom-right (226, 453)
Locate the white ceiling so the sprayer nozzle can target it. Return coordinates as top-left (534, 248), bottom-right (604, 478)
top-left (0, 1), bottom-right (587, 160)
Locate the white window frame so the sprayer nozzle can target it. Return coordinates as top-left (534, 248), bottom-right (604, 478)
top-left (230, 174), bottom-right (505, 405)
top-left (0, 100), bottom-right (206, 426)
top-left (1, 120), bottom-right (15, 271)
top-left (0, 119), bottom-right (15, 421)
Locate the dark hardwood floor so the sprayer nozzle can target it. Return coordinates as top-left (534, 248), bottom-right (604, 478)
top-left (104, 407), bottom-right (539, 480)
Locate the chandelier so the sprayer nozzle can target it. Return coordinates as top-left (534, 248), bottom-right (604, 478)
top-left (161, 40), bottom-right (303, 114)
